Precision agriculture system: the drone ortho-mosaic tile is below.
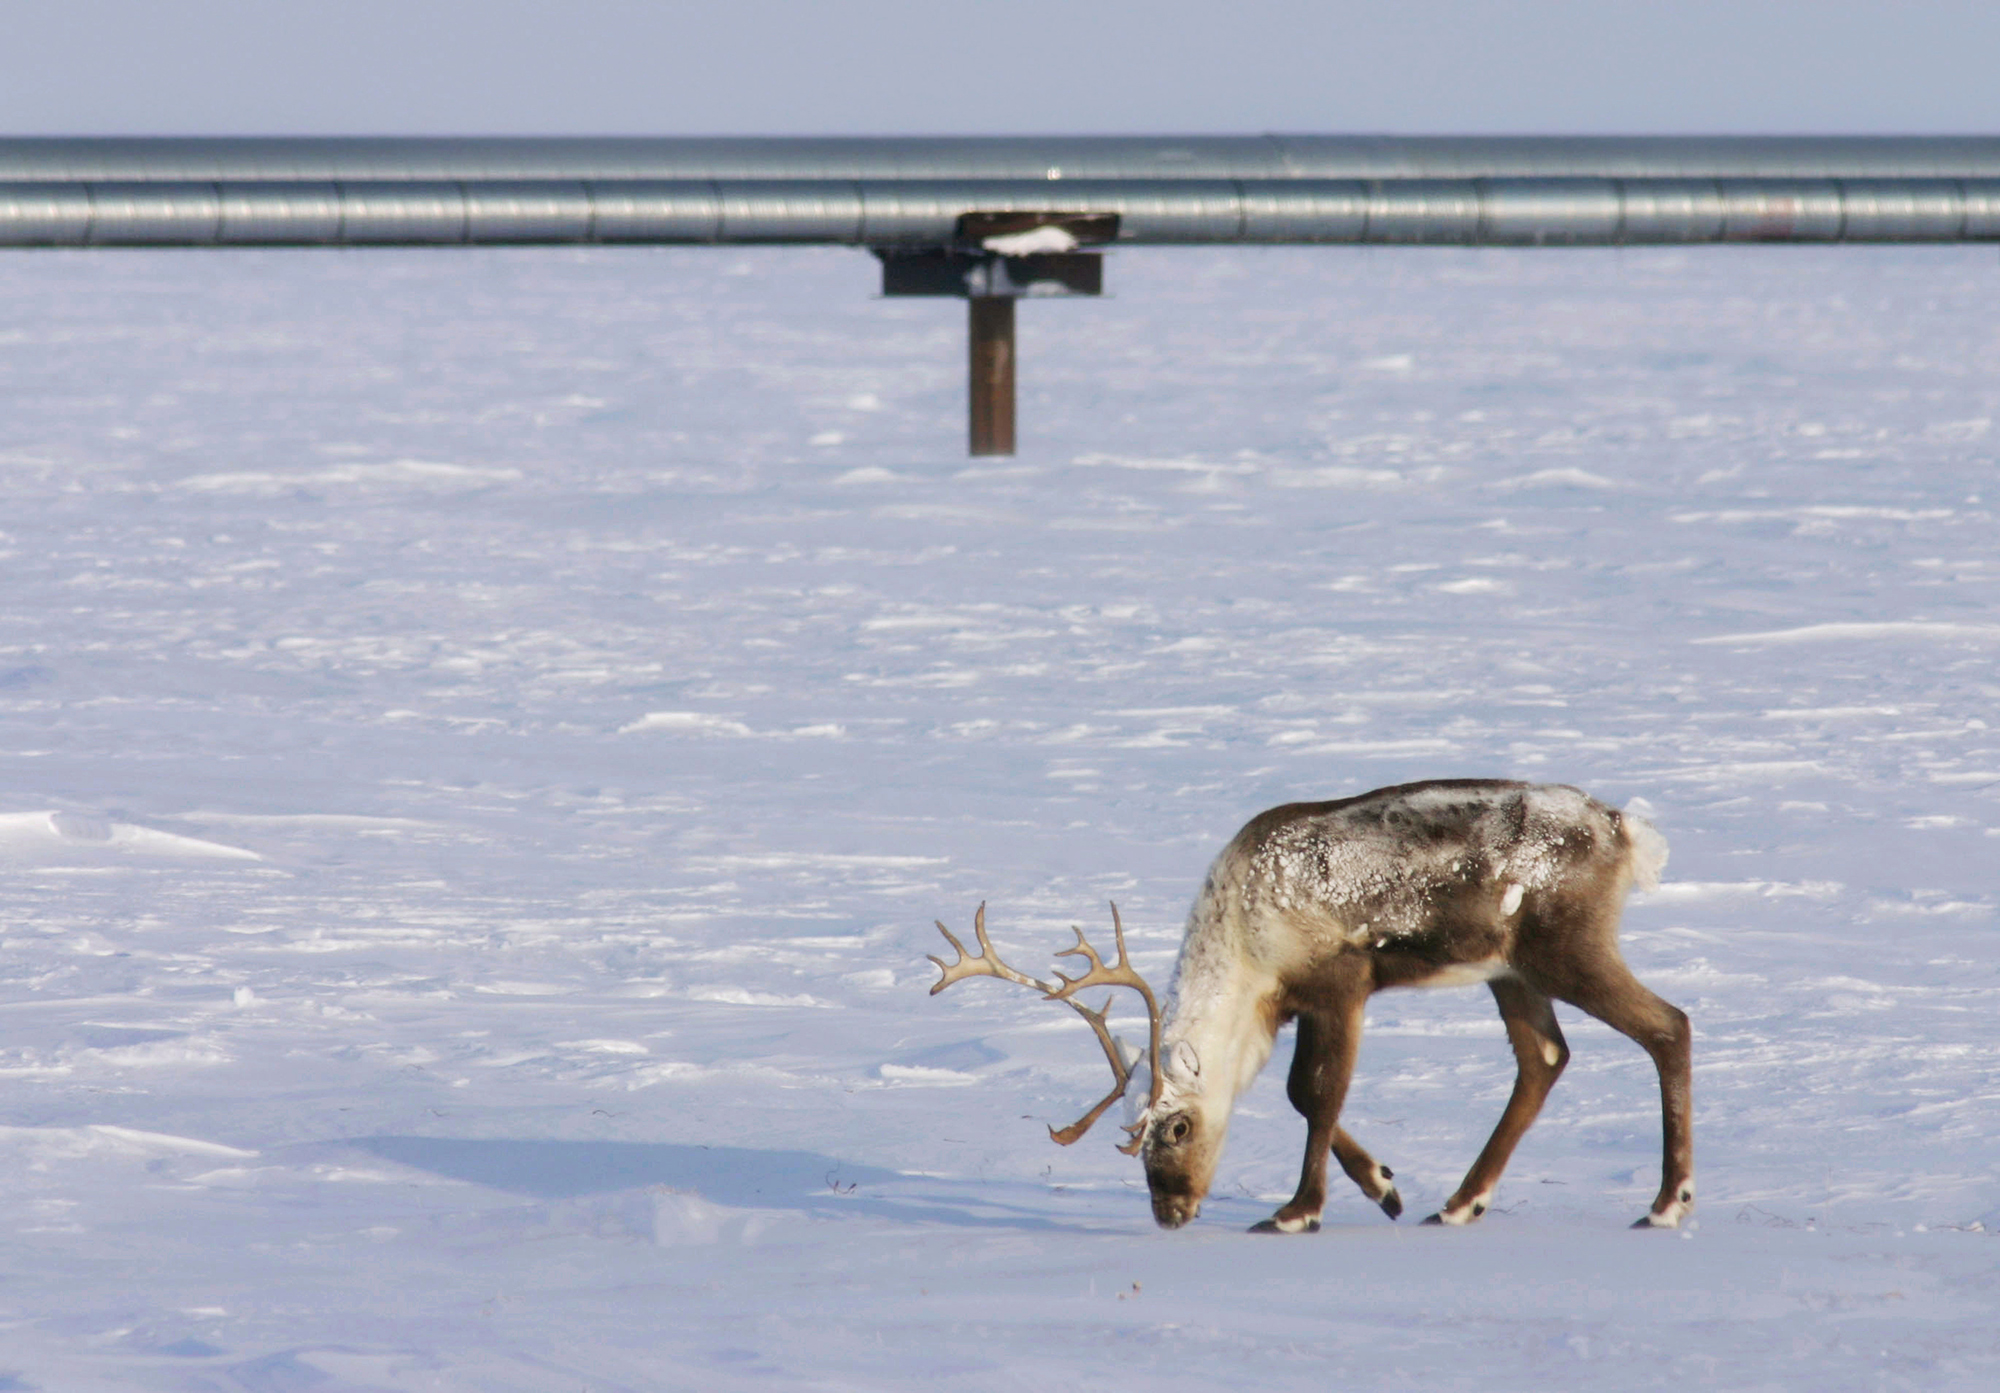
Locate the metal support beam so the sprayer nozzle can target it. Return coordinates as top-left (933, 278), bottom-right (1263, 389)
top-left (968, 297), bottom-right (1015, 457)
top-left (880, 219), bottom-right (1109, 455)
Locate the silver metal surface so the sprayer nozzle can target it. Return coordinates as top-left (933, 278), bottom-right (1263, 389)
top-left (1476, 180), bottom-right (1622, 245)
top-left (6, 138), bottom-right (2000, 247)
top-left (5, 177), bottom-right (2000, 247)
top-left (83, 183), bottom-right (221, 244)
top-left (1616, 180), bottom-right (1728, 243)
top-left (338, 182), bottom-right (466, 243)
top-left (1836, 180), bottom-right (1969, 241)
top-left (1965, 181), bottom-right (2000, 238)
top-left (0, 183), bottom-right (92, 244)
top-left (463, 181), bottom-right (593, 242)
top-left (716, 182), bottom-right (863, 243)
top-left (219, 184), bottom-right (341, 243)
top-left (1364, 180), bottom-right (1485, 244)
top-left (586, 182), bottom-right (720, 242)
top-left (1717, 180), bottom-right (1845, 240)
top-left (1238, 181), bottom-right (1370, 242)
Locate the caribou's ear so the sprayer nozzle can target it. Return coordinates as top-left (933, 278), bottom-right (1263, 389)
top-left (1168, 1040), bottom-right (1201, 1082)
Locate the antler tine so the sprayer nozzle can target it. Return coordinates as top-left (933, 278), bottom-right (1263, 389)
top-left (1042, 902), bottom-right (1168, 1154)
top-left (1049, 1071), bottom-right (1131, 1145)
top-left (928, 902), bottom-right (1057, 996)
top-left (1046, 993), bottom-right (1132, 1146)
top-left (1062, 994), bottom-right (1130, 1080)
top-left (1046, 915), bottom-right (1120, 996)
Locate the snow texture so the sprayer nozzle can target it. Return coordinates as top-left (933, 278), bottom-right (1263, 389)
top-left (0, 243), bottom-right (1997, 1389)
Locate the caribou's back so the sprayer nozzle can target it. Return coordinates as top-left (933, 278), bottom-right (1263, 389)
top-left (1194, 780), bottom-right (1665, 992)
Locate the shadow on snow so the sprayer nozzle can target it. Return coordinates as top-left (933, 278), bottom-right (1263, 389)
top-left (347, 1135), bottom-right (1117, 1231)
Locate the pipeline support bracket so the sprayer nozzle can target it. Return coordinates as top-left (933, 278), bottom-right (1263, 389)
top-left (873, 211), bottom-right (1116, 455)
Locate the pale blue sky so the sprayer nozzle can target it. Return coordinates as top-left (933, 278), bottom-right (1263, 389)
top-left (4, 0), bottom-right (1996, 136)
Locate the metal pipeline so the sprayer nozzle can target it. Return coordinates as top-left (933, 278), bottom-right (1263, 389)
top-left (6, 176), bottom-right (2000, 247)
top-left (5, 137), bottom-right (2000, 247)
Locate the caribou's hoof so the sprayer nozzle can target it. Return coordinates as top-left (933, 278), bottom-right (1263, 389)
top-left (1421, 1199), bottom-right (1487, 1226)
top-left (1632, 1184), bottom-right (1696, 1232)
top-left (1634, 1186), bottom-right (1694, 1229)
top-left (1378, 1187), bottom-right (1404, 1220)
top-left (1249, 1215), bottom-right (1321, 1234)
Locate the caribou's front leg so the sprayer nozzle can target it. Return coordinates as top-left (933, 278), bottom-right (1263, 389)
top-left (1424, 976), bottom-right (1569, 1226)
top-left (1252, 990), bottom-right (1369, 1234)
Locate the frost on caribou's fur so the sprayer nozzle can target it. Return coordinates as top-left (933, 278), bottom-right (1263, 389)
top-left (1226, 783), bottom-right (1649, 946)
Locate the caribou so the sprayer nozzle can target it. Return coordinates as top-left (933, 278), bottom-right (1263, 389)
top-left (928, 779), bottom-right (1691, 1232)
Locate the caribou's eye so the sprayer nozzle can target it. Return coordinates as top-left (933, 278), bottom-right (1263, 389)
top-left (1165, 1116), bottom-right (1192, 1145)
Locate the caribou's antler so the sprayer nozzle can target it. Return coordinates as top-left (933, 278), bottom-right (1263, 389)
top-left (928, 902), bottom-right (1165, 1155)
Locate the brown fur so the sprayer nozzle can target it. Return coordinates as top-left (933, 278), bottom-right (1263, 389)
top-left (1139, 780), bottom-right (1692, 1232)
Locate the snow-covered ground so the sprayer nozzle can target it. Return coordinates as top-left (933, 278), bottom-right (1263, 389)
top-left (0, 241), bottom-right (1996, 1390)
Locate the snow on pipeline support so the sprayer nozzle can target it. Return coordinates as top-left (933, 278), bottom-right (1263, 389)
top-left (7, 134), bottom-right (2000, 454)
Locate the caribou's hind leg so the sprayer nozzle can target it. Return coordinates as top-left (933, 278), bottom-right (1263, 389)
top-left (1424, 976), bottom-right (1569, 1226)
top-left (1332, 1125), bottom-right (1402, 1219)
top-left (1252, 991), bottom-right (1374, 1233)
top-left (1546, 960), bottom-right (1694, 1228)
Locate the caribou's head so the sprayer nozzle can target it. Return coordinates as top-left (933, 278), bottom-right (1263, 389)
top-left (930, 903), bottom-right (1195, 1227)
top-left (1134, 1040), bottom-right (1226, 1228)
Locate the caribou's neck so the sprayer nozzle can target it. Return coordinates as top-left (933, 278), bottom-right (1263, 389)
top-left (1159, 896), bottom-right (1283, 1119)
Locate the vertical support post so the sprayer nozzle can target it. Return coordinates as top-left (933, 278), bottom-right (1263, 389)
top-left (968, 295), bottom-right (1015, 456)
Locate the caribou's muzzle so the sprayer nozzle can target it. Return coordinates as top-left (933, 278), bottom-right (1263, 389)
top-left (1147, 1178), bottom-right (1204, 1229)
